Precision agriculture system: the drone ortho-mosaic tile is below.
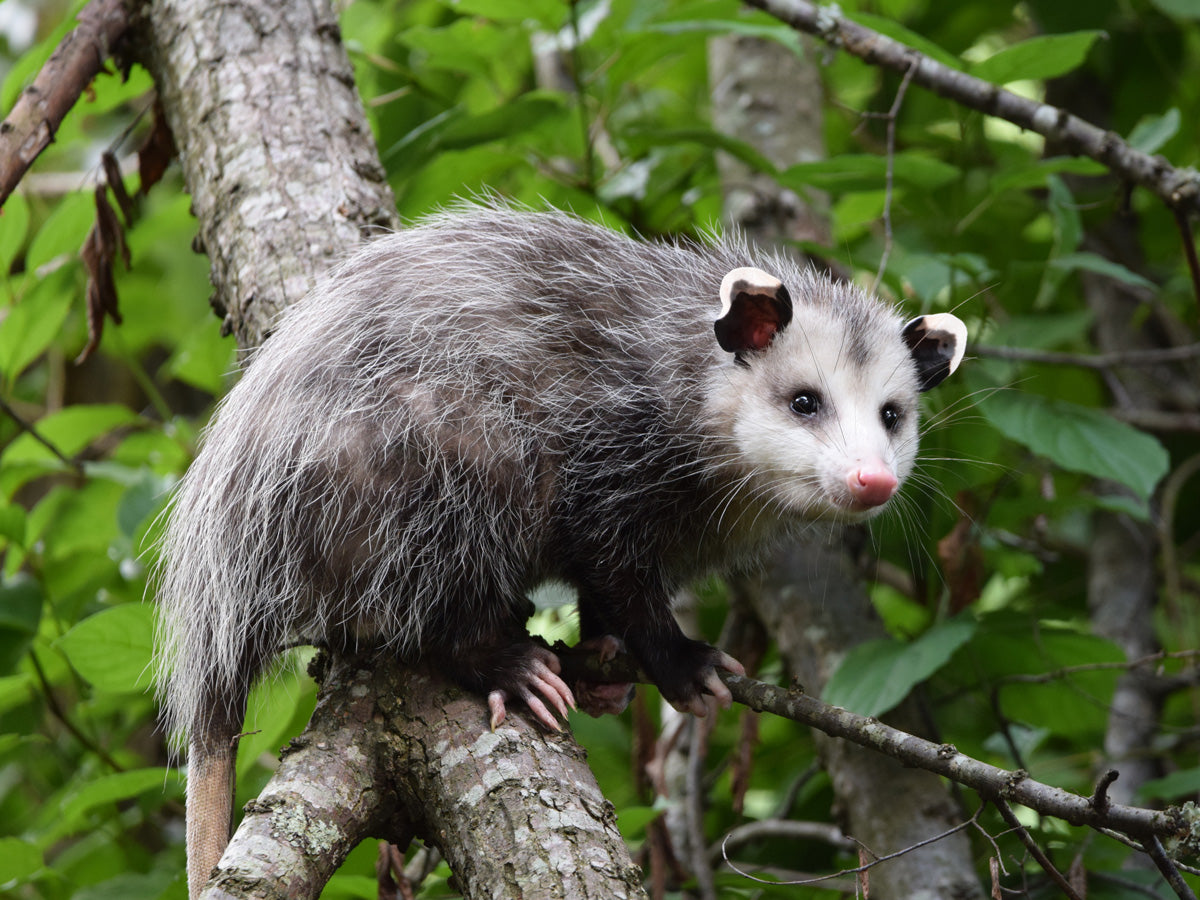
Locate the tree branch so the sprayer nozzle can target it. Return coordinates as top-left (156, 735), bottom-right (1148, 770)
top-left (209, 652), bottom-right (649, 898)
top-left (0, 0), bottom-right (133, 207)
top-left (742, 0), bottom-right (1200, 218)
top-left (558, 649), bottom-right (1191, 848)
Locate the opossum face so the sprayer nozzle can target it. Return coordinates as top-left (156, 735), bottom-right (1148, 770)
top-left (710, 268), bottom-right (966, 521)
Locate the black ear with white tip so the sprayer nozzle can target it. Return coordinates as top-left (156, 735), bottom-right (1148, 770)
top-left (714, 267), bottom-right (793, 354)
top-left (902, 313), bottom-right (967, 392)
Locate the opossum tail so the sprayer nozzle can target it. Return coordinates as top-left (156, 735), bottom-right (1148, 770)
top-left (185, 720), bottom-right (239, 898)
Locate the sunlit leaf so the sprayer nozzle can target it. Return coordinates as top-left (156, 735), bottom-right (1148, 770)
top-left (58, 604), bottom-right (155, 693)
top-left (971, 31), bottom-right (1105, 85)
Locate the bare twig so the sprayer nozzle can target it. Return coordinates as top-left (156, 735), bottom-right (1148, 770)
top-left (0, 0), bottom-right (133, 207)
top-left (872, 60), bottom-right (916, 294)
top-left (0, 396), bottom-right (83, 472)
top-left (685, 715), bottom-right (717, 900)
top-left (713, 818), bottom-right (855, 863)
top-left (1111, 408), bottom-right (1200, 433)
top-left (973, 342), bottom-right (1200, 369)
top-left (556, 648), bottom-right (1186, 844)
top-left (719, 804), bottom-right (982, 888)
top-left (1145, 835), bottom-right (1200, 900)
top-left (991, 796), bottom-right (1083, 900)
top-left (1091, 770), bottom-right (1119, 817)
top-left (741, 0), bottom-right (1200, 217)
top-left (1173, 206), bottom-right (1200, 310)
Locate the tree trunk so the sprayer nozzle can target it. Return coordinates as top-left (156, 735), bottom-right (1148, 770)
top-left (209, 654), bottom-right (646, 899)
top-left (129, 0), bottom-right (645, 894)
top-left (135, 0), bottom-right (398, 348)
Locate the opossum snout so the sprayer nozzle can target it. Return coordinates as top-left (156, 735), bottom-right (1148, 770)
top-left (846, 463), bottom-right (898, 508)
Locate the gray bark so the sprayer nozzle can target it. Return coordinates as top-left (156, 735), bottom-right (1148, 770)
top-left (207, 655), bottom-right (646, 900)
top-left (135, 0), bottom-right (398, 349)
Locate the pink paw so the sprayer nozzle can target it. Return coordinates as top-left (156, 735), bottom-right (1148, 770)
top-left (486, 645), bottom-right (576, 731)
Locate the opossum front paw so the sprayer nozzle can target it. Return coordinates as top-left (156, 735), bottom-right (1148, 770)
top-left (649, 639), bottom-right (745, 718)
top-left (480, 643), bottom-right (576, 732)
top-left (573, 635), bottom-right (636, 717)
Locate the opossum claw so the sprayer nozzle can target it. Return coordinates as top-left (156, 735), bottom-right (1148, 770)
top-left (488, 690), bottom-right (509, 730)
top-left (483, 645), bottom-right (575, 731)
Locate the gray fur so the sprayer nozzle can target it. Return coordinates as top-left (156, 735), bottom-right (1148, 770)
top-left (154, 203), bottom-right (955, 748)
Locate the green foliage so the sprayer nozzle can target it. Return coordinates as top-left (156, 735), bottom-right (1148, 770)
top-left (823, 616), bottom-right (976, 716)
top-left (3, 0), bottom-right (1200, 896)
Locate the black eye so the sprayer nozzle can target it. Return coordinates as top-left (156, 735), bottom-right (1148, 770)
top-left (790, 391), bottom-right (822, 417)
top-left (880, 403), bottom-right (902, 431)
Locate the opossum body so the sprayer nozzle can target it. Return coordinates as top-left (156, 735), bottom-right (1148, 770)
top-left (155, 205), bottom-right (965, 896)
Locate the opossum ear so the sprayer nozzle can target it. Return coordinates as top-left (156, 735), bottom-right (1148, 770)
top-left (714, 267), bottom-right (793, 354)
top-left (903, 313), bottom-right (967, 392)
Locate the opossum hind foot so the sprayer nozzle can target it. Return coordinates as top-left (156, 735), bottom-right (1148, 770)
top-left (573, 635), bottom-right (636, 717)
top-left (476, 642), bottom-right (576, 731)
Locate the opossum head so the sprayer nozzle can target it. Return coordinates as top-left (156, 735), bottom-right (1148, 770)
top-left (709, 266), bottom-right (966, 522)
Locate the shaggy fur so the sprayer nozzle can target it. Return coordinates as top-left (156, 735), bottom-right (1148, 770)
top-left (154, 204), bottom-right (964, 895)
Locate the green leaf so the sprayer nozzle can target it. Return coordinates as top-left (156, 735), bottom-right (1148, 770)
top-left (58, 604), bottom-right (155, 693)
top-left (780, 154), bottom-right (959, 192)
top-left (1127, 108), bottom-right (1180, 154)
top-left (1, 404), bottom-right (140, 465)
top-left (971, 31), bottom-right (1105, 85)
top-left (438, 93), bottom-right (566, 150)
top-left (1149, 0), bottom-right (1200, 18)
top-left (980, 392), bottom-right (1169, 500)
top-left (823, 617), bottom-right (976, 717)
top-left (116, 471), bottom-right (173, 537)
top-left (1136, 767), bottom-right (1200, 802)
top-left (0, 267), bottom-right (75, 382)
top-left (627, 127), bottom-right (778, 176)
top-left (614, 805), bottom-right (661, 840)
top-left (26, 189), bottom-right (93, 271)
top-left (40, 768), bottom-right (179, 847)
top-left (0, 502), bottom-right (27, 546)
top-left (1050, 252), bottom-right (1157, 291)
top-left (0, 575), bottom-right (42, 675)
top-left (0, 836), bottom-right (42, 883)
top-left (442, 0), bottom-right (566, 27)
top-left (0, 191), bottom-right (30, 277)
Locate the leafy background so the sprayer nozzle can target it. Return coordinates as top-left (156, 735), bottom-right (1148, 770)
top-left (2, 0), bottom-right (1199, 896)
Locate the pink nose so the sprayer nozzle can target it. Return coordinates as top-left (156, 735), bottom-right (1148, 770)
top-left (847, 465), bottom-right (898, 507)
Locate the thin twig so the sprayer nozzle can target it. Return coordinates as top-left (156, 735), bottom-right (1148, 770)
top-left (995, 649), bottom-right (1200, 687)
top-left (1173, 206), bottom-right (1200, 313)
top-left (991, 796), bottom-right (1083, 900)
top-left (973, 342), bottom-right (1200, 368)
top-left (555, 648), bottom-right (1183, 843)
top-left (1144, 835), bottom-right (1200, 900)
top-left (30, 650), bottom-right (124, 773)
top-left (0, 396), bottom-right (84, 472)
top-left (872, 59), bottom-right (916, 294)
top-left (741, 0), bottom-right (1200, 217)
top-left (720, 805), bottom-right (982, 887)
top-left (0, 0), bottom-right (133, 206)
top-left (685, 715), bottom-right (718, 900)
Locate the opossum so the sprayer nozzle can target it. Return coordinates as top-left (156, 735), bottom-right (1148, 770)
top-left (155, 204), bottom-right (965, 897)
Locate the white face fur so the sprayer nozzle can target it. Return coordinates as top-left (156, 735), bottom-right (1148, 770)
top-left (724, 311), bottom-right (923, 521)
top-left (706, 266), bottom-right (962, 524)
